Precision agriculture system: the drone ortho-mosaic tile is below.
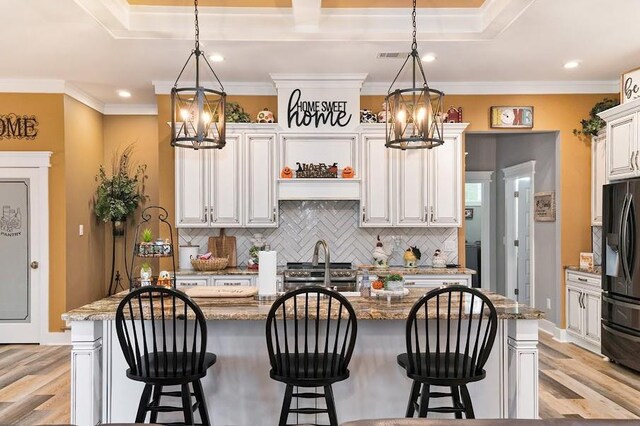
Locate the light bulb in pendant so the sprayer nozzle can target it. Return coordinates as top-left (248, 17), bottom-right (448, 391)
top-left (202, 111), bottom-right (212, 125)
top-left (180, 109), bottom-right (190, 121)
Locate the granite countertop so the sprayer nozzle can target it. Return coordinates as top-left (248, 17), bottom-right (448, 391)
top-left (175, 267), bottom-right (260, 276)
top-left (565, 265), bottom-right (602, 276)
top-left (175, 266), bottom-right (475, 277)
top-left (359, 266), bottom-right (476, 276)
top-left (62, 288), bottom-right (542, 322)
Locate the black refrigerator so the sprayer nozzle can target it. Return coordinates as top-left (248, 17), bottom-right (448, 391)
top-left (602, 179), bottom-right (640, 371)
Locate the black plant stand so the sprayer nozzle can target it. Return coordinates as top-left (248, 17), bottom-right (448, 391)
top-left (108, 220), bottom-right (128, 296)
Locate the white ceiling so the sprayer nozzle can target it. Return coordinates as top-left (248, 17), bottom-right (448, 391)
top-left (0, 0), bottom-right (638, 110)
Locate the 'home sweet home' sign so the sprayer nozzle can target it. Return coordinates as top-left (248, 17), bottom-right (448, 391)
top-left (272, 74), bottom-right (365, 132)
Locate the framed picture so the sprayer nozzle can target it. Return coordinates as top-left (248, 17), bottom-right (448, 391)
top-left (490, 106), bottom-right (534, 129)
top-left (621, 66), bottom-right (640, 104)
top-left (580, 252), bottom-right (594, 270)
top-left (534, 192), bottom-right (556, 222)
top-left (464, 208), bottom-right (474, 219)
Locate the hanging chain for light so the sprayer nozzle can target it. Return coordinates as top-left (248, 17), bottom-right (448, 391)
top-left (170, 0), bottom-right (227, 150)
top-left (384, 0), bottom-right (445, 150)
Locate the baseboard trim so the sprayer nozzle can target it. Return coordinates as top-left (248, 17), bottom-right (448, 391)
top-left (41, 330), bottom-right (71, 345)
top-left (538, 319), bottom-right (568, 342)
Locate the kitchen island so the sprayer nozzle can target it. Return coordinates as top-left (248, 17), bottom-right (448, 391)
top-left (63, 288), bottom-right (542, 425)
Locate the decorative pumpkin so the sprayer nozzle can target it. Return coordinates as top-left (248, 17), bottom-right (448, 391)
top-left (280, 167), bottom-right (293, 179)
top-left (256, 108), bottom-right (275, 123)
top-left (342, 166), bottom-right (354, 178)
top-left (360, 109), bottom-right (377, 123)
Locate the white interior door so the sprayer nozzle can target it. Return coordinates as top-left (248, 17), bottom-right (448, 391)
top-left (0, 168), bottom-right (41, 343)
top-left (516, 177), bottom-right (532, 306)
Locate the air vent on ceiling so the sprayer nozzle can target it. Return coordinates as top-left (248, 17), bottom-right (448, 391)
top-left (377, 52), bottom-right (410, 59)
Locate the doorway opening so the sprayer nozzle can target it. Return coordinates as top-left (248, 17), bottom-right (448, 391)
top-left (465, 172), bottom-right (493, 289)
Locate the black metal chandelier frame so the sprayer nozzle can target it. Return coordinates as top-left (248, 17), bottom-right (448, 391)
top-left (385, 0), bottom-right (445, 150)
top-left (171, 0), bottom-right (227, 150)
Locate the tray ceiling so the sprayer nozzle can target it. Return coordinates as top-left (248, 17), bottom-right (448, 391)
top-left (125, 0), bottom-right (486, 7)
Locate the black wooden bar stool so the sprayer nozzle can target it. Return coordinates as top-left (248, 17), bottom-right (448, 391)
top-left (397, 285), bottom-right (498, 419)
top-left (115, 286), bottom-right (216, 425)
top-left (266, 286), bottom-right (358, 426)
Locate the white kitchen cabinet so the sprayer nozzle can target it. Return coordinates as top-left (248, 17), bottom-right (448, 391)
top-left (175, 124), bottom-right (278, 228)
top-left (428, 131), bottom-right (463, 226)
top-left (404, 275), bottom-right (472, 288)
top-left (245, 133), bottom-right (278, 227)
top-left (175, 276), bottom-right (210, 288)
top-left (599, 98), bottom-right (640, 182)
top-left (210, 132), bottom-right (243, 227)
top-left (565, 270), bottom-right (601, 353)
top-left (591, 130), bottom-right (607, 226)
top-left (396, 148), bottom-right (428, 226)
top-left (361, 131), bottom-right (393, 227)
top-left (175, 147), bottom-right (208, 227)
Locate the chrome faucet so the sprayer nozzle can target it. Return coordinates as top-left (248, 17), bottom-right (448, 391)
top-left (312, 240), bottom-right (331, 287)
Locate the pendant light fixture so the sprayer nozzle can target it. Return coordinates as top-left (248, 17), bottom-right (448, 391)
top-left (385, 0), bottom-right (444, 150)
top-left (171, 0), bottom-right (226, 150)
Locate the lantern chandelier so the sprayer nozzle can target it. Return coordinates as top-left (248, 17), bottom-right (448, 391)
top-left (385, 0), bottom-right (445, 150)
top-left (171, 0), bottom-right (226, 150)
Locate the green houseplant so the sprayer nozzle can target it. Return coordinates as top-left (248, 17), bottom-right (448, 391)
top-left (95, 144), bottom-right (148, 235)
top-left (573, 98), bottom-right (620, 137)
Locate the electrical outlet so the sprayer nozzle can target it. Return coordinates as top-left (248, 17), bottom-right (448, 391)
top-left (79, 224), bottom-right (84, 236)
top-left (546, 298), bottom-right (551, 310)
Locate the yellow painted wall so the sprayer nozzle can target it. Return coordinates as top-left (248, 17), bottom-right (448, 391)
top-left (102, 115), bottom-right (160, 290)
top-left (0, 93), bottom-right (67, 332)
top-left (63, 96), bottom-right (106, 313)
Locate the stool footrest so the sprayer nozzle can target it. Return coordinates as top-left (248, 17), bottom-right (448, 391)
top-left (160, 391), bottom-right (195, 398)
top-left (147, 405), bottom-right (187, 413)
top-left (427, 406), bottom-right (465, 414)
top-left (428, 391), bottom-right (453, 398)
top-left (289, 407), bottom-right (329, 415)
top-left (292, 392), bottom-right (325, 399)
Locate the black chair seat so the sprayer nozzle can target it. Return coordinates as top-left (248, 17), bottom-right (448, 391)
top-left (270, 353), bottom-right (350, 385)
top-left (127, 352), bottom-right (217, 383)
top-left (397, 353), bottom-right (486, 385)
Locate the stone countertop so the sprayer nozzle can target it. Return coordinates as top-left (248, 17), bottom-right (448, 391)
top-left (359, 266), bottom-right (475, 276)
top-left (565, 265), bottom-right (602, 276)
top-left (175, 266), bottom-right (475, 277)
top-left (62, 288), bottom-right (543, 322)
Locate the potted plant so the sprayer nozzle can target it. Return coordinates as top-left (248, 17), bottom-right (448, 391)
top-left (95, 144), bottom-right (148, 236)
top-left (139, 228), bottom-right (153, 256)
top-left (573, 98), bottom-right (620, 137)
top-left (384, 274), bottom-right (404, 291)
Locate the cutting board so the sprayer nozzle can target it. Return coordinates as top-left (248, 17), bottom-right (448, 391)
top-left (208, 229), bottom-right (237, 268)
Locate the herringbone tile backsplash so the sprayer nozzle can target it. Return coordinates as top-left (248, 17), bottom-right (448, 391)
top-left (179, 201), bottom-right (458, 267)
top-left (593, 226), bottom-right (602, 266)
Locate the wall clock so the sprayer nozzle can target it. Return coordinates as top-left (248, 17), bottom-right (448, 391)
top-left (490, 106), bottom-right (534, 129)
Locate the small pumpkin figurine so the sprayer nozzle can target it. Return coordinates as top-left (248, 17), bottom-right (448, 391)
top-left (342, 166), bottom-right (354, 178)
top-left (256, 108), bottom-right (275, 123)
top-left (280, 167), bottom-right (293, 179)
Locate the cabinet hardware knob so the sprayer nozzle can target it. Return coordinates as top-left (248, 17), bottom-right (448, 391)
top-left (636, 150), bottom-right (639, 171)
top-left (362, 207), bottom-right (366, 222)
top-left (272, 207), bottom-right (277, 222)
top-left (30, 261), bottom-right (39, 269)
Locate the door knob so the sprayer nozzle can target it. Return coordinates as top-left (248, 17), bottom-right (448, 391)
top-left (30, 261), bottom-right (39, 269)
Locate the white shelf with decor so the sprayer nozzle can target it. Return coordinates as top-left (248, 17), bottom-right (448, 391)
top-left (565, 269), bottom-right (601, 354)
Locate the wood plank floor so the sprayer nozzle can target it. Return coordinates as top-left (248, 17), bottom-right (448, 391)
top-left (0, 333), bottom-right (639, 424)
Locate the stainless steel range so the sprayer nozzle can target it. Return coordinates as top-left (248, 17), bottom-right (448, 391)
top-left (282, 262), bottom-right (358, 292)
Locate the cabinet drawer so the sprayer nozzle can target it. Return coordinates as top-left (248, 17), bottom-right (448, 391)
top-left (213, 278), bottom-right (253, 286)
top-left (405, 278), bottom-right (470, 288)
top-left (176, 277), bottom-right (209, 287)
top-left (566, 271), bottom-right (600, 290)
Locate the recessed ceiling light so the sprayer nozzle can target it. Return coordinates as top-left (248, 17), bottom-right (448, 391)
top-left (117, 90), bottom-right (131, 98)
top-left (209, 54), bottom-right (224, 62)
top-left (421, 53), bottom-right (437, 63)
top-left (564, 61), bottom-right (580, 69)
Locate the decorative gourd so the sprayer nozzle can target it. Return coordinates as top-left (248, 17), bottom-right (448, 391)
top-left (256, 108), bottom-right (275, 123)
top-left (342, 166), bottom-right (354, 178)
top-left (281, 167), bottom-right (293, 179)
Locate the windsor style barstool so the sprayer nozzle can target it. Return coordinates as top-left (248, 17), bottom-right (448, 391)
top-left (397, 285), bottom-right (498, 419)
top-left (265, 286), bottom-right (358, 426)
top-left (115, 286), bottom-right (216, 425)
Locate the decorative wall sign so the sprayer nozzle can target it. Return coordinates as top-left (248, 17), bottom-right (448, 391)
top-left (534, 191), bottom-right (556, 222)
top-left (490, 106), bottom-right (534, 129)
top-left (272, 74), bottom-right (364, 132)
top-left (295, 162), bottom-right (338, 178)
top-left (621, 67), bottom-right (640, 104)
top-left (0, 114), bottom-right (38, 140)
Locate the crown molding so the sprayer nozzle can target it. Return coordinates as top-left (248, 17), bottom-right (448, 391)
top-left (64, 83), bottom-right (105, 113)
top-left (361, 80), bottom-right (620, 95)
top-left (103, 103), bottom-right (158, 115)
